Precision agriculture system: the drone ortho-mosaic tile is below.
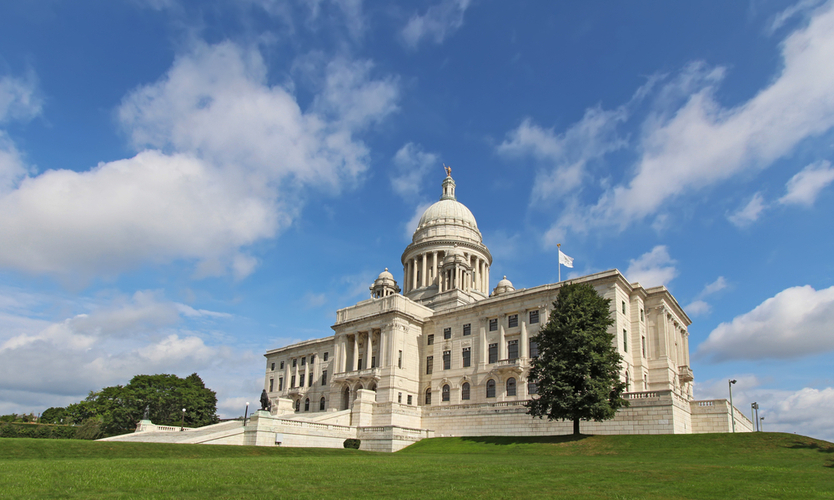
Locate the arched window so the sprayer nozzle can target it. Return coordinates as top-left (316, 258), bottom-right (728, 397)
top-left (442, 384), bottom-right (450, 402)
top-left (461, 382), bottom-right (470, 400)
top-left (425, 388), bottom-right (432, 405)
top-left (295, 399), bottom-right (300, 411)
top-left (342, 387), bottom-right (350, 410)
top-left (304, 398), bottom-right (310, 411)
top-left (320, 397), bottom-right (326, 411)
top-left (506, 377), bottom-right (516, 397)
top-left (486, 379), bottom-right (496, 398)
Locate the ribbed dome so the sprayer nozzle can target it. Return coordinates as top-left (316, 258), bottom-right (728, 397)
top-left (411, 176), bottom-right (482, 244)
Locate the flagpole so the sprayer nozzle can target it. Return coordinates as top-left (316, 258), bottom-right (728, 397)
top-left (557, 243), bottom-right (561, 282)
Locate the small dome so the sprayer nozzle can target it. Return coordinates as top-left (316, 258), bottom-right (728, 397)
top-left (411, 175), bottom-right (483, 245)
top-left (377, 268), bottom-right (394, 280)
top-left (492, 276), bottom-right (515, 297)
top-left (497, 276), bottom-right (512, 287)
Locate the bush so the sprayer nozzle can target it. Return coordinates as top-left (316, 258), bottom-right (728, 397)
top-left (75, 419), bottom-right (104, 440)
top-left (0, 422), bottom-right (78, 439)
top-left (343, 438), bottom-right (361, 449)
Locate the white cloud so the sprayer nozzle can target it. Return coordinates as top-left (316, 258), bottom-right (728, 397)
top-left (0, 41), bottom-right (398, 280)
top-left (391, 142), bottom-right (439, 199)
top-left (542, 2), bottom-right (834, 238)
top-left (728, 192), bottom-right (767, 227)
top-left (769, 0), bottom-right (825, 33)
top-left (0, 72), bottom-right (42, 123)
top-left (401, 0), bottom-right (471, 49)
top-left (624, 245), bottom-right (678, 287)
top-left (697, 285), bottom-right (834, 361)
top-left (685, 300), bottom-right (711, 316)
top-left (685, 276), bottom-right (728, 316)
top-left (404, 201), bottom-right (433, 241)
top-left (701, 276), bottom-right (728, 296)
top-left (0, 131), bottom-right (29, 193)
top-left (779, 160), bottom-right (834, 206)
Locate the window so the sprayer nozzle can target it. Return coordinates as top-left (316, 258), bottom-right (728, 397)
top-left (295, 399), bottom-right (300, 411)
top-left (641, 336), bottom-right (646, 358)
top-left (528, 382), bottom-right (538, 395)
top-left (461, 382), bottom-right (470, 400)
top-left (463, 323), bottom-right (471, 336)
top-left (622, 300), bottom-right (626, 314)
top-left (371, 356), bottom-right (376, 369)
top-left (644, 374), bottom-right (648, 390)
top-left (324, 352), bottom-right (329, 361)
top-left (269, 378), bottom-right (274, 392)
top-left (320, 397), bottom-right (326, 411)
top-left (444, 327), bottom-right (451, 340)
top-left (398, 392), bottom-right (402, 403)
top-left (271, 362), bottom-right (275, 371)
top-left (310, 354), bottom-right (315, 364)
top-left (623, 329), bottom-right (628, 352)
top-left (530, 339), bottom-right (539, 358)
top-left (508, 314), bottom-right (518, 328)
top-left (625, 371), bottom-right (630, 391)
top-left (529, 310), bottom-right (539, 324)
top-left (462, 347), bottom-right (471, 368)
top-left (308, 373), bottom-right (314, 386)
top-left (486, 379), bottom-right (496, 398)
top-left (301, 356), bottom-right (306, 366)
top-left (640, 308), bottom-right (645, 322)
top-left (300, 374), bottom-right (305, 387)
top-left (407, 395), bottom-right (413, 405)
top-left (278, 378), bottom-right (283, 391)
top-left (427, 334), bottom-right (434, 345)
top-left (322, 370), bottom-right (327, 386)
top-left (426, 356), bottom-right (433, 375)
top-left (425, 388), bottom-right (432, 405)
top-left (304, 398), bottom-right (310, 411)
top-left (507, 377), bottom-right (517, 397)
top-left (357, 359), bottom-right (363, 370)
top-left (508, 339), bottom-right (518, 360)
top-left (443, 350), bottom-right (451, 370)
top-left (290, 375), bottom-right (296, 388)
top-left (280, 361), bottom-right (284, 370)
top-left (292, 359), bottom-right (297, 368)
top-left (442, 384), bottom-right (450, 402)
top-left (488, 343), bottom-right (498, 364)
top-left (398, 350), bottom-right (403, 369)
top-left (489, 318), bottom-right (498, 331)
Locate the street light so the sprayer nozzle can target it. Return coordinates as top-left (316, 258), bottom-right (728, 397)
top-left (729, 379), bottom-right (737, 433)
top-left (751, 402), bottom-right (760, 431)
top-left (760, 416), bottom-right (765, 432)
top-left (243, 401), bottom-right (250, 427)
top-left (180, 408), bottom-right (186, 431)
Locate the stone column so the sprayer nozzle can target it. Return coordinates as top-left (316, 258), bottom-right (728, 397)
top-left (520, 315), bottom-right (528, 359)
top-left (474, 257), bottom-right (480, 293)
top-left (367, 331), bottom-right (374, 368)
top-left (284, 358), bottom-right (291, 394)
top-left (403, 264), bottom-right (409, 293)
top-left (352, 334), bottom-right (359, 372)
top-left (421, 253), bottom-right (427, 288)
top-left (499, 318), bottom-right (506, 360)
top-left (294, 359), bottom-right (299, 387)
top-left (432, 251), bottom-right (438, 286)
top-left (479, 319), bottom-right (487, 366)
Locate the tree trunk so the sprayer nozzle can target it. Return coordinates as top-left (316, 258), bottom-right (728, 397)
top-left (573, 418), bottom-right (580, 435)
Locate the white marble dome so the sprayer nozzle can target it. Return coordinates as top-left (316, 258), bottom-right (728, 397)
top-left (411, 176), bottom-right (483, 244)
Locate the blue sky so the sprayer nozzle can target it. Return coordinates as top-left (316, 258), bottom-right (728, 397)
top-left (1, 0), bottom-right (833, 440)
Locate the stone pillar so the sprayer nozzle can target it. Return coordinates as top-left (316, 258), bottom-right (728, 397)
top-left (474, 257), bottom-right (480, 293)
top-left (479, 320), bottom-right (487, 366)
top-left (352, 334), bottom-right (359, 372)
top-left (367, 331), bottom-right (374, 368)
top-left (499, 318), bottom-right (506, 360)
top-left (421, 253), bottom-right (427, 288)
top-left (520, 315), bottom-right (528, 359)
top-left (284, 358), bottom-right (291, 394)
top-left (432, 251), bottom-right (438, 286)
top-left (294, 359), bottom-right (299, 387)
top-left (412, 257), bottom-right (418, 291)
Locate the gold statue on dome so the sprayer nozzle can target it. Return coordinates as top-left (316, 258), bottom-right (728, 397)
top-left (443, 163), bottom-right (452, 177)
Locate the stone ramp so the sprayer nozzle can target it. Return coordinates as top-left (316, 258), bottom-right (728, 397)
top-left (99, 420), bottom-right (244, 445)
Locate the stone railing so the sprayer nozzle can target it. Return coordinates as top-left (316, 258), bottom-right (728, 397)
top-left (274, 418), bottom-right (353, 435)
top-left (429, 400), bottom-right (529, 412)
top-left (335, 294), bottom-right (431, 324)
top-left (333, 368), bottom-right (381, 380)
top-left (135, 421), bottom-right (193, 433)
top-left (678, 365), bottom-right (694, 382)
top-left (493, 358), bottom-right (526, 367)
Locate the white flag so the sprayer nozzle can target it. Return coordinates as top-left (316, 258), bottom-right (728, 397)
top-left (559, 249), bottom-right (574, 268)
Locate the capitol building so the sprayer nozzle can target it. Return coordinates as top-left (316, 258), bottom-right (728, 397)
top-left (111, 172), bottom-right (753, 450)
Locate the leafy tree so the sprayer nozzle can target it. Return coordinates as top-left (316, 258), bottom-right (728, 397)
top-left (526, 282), bottom-right (629, 435)
top-left (40, 407), bottom-right (68, 424)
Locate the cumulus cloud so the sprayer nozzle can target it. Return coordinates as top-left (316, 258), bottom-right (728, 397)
top-left (391, 142), bottom-right (439, 199)
top-left (0, 41), bottom-right (398, 280)
top-left (538, 1), bottom-right (834, 238)
top-left (779, 160), bottom-right (834, 206)
top-left (685, 276), bottom-right (728, 316)
top-left (728, 192), bottom-right (767, 227)
top-left (0, 72), bottom-right (42, 123)
top-left (698, 285), bottom-right (834, 361)
top-left (404, 201), bottom-right (433, 241)
top-left (401, 0), bottom-right (471, 49)
top-left (625, 245), bottom-right (678, 287)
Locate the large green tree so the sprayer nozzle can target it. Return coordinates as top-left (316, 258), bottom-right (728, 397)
top-left (62, 373), bottom-right (219, 436)
top-left (526, 282), bottom-right (629, 435)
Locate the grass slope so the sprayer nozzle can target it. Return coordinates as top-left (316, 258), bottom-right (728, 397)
top-left (1, 433), bottom-right (831, 499)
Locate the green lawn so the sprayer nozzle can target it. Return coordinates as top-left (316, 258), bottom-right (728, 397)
top-left (1, 433), bottom-right (832, 499)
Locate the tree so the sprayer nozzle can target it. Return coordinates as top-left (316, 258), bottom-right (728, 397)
top-left (526, 282), bottom-right (629, 435)
top-left (40, 407), bottom-right (67, 424)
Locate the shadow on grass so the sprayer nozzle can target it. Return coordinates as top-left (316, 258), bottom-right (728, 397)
top-left (786, 440), bottom-right (834, 468)
top-left (460, 434), bottom-right (590, 446)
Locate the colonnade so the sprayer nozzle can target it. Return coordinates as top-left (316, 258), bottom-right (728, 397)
top-left (334, 329), bottom-right (385, 373)
top-left (402, 250), bottom-right (489, 294)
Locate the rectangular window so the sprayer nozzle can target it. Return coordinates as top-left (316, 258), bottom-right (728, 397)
top-left (292, 359), bottom-right (297, 368)
top-left (427, 334), bottom-right (434, 345)
top-left (407, 395), bottom-right (413, 405)
top-left (443, 350), bottom-right (451, 370)
top-left (280, 360), bottom-right (284, 370)
top-left (322, 370), bottom-right (327, 386)
top-left (462, 347), bottom-right (471, 368)
top-left (271, 362), bottom-right (275, 371)
top-left (300, 374), bottom-right (305, 387)
top-left (488, 343), bottom-right (498, 363)
top-left (641, 336), bottom-right (646, 358)
top-left (463, 323), bottom-right (471, 336)
top-left (623, 329), bottom-right (628, 352)
top-left (426, 356), bottom-right (433, 375)
top-left (528, 382), bottom-right (538, 395)
top-left (530, 339), bottom-right (539, 358)
top-left (269, 378), bottom-right (274, 392)
top-left (489, 318), bottom-right (498, 331)
top-left (290, 375), bottom-right (296, 388)
top-left (308, 373), bottom-right (314, 386)
top-left (398, 350), bottom-right (403, 369)
top-left (278, 378), bottom-right (283, 391)
top-left (508, 339), bottom-right (518, 360)
top-left (508, 314), bottom-right (518, 328)
top-left (310, 354), bottom-right (315, 364)
top-left (357, 359), bottom-right (363, 370)
top-left (640, 308), bottom-right (645, 322)
top-left (301, 356), bottom-right (306, 366)
top-left (622, 301), bottom-right (626, 315)
top-left (398, 392), bottom-right (402, 403)
top-left (323, 352), bottom-right (329, 361)
top-left (443, 327), bottom-right (451, 340)
top-left (529, 310), bottom-right (539, 324)
top-left (371, 356), bottom-right (376, 369)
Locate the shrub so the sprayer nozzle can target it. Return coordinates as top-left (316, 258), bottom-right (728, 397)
top-left (343, 438), bottom-right (361, 449)
top-left (75, 419), bottom-right (104, 440)
top-left (0, 422), bottom-right (79, 439)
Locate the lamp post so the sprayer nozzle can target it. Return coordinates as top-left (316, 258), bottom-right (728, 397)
top-left (180, 408), bottom-right (186, 432)
top-left (760, 416), bottom-right (764, 432)
top-left (728, 379), bottom-right (737, 433)
top-left (243, 402), bottom-right (250, 427)
top-left (751, 402), bottom-right (760, 431)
